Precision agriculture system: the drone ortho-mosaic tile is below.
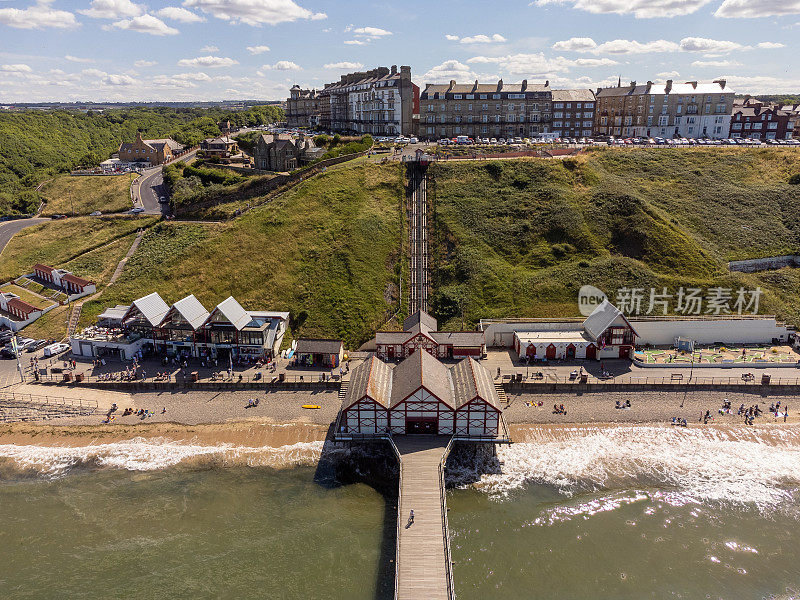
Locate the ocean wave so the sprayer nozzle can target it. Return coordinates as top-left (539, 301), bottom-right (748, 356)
top-left (464, 425), bottom-right (800, 509)
top-left (0, 437), bottom-right (329, 477)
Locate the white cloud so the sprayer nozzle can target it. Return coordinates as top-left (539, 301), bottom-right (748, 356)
top-left (261, 60), bottom-right (301, 70)
top-left (551, 37), bottom-right (598, 52)
top-left (200, 44), bottom-right (219, 52)
top-left (691, 59), bottom-right (742, 67)
top-left (420, 60), bottom-right (478, 83)
top-left (533, 0), bottom-right (713, 18)
top-left (323, 61), bottom-right (363, 69)
top-left (717, 73), bottom-right (800, 93)
top-left (451, 33), bottom-right (507, 44)
top-left (344, 39), bottom-right (366, 45)
top-left (757, 41), bottom-right (786, 48)
top-left (134, 59), bottom-right (157, 67)
top-left (657, 70), bottom-right (681, 78)
top-left (0, 2), bottom-right (79, 29)
top-left (0, 64), bottom-right (33, 73)
top-left (80, 0), bottom-right (143, 19)
top-left (445, 34), bottom-right (459, 41)
top-left (679, 36), bottom-right (744, 52)
top-left (715, 0), bottom-right (800, 18)
top-left (178, 55), bottom-right (238, 67)
top-left (349, 26), bottom-right (392, 37)
top-left (157, 6), bottom-right (204, 22)
top-left (65, 55), bottom-right (94, 63)
top-left (182, 0), bottom-right (326, 26)
top-left (246, 45), bottom-right (271, 54)
top-left (104, 73), bottom-right (137, 85)
top-left (572, 57), bottom-right (619, 66)
top-left (467, 52), bottom-right (573, 75)
top-left (110, 14), bottom-right (179, 35)
top-left (595, 39), bottom-right (680, 54)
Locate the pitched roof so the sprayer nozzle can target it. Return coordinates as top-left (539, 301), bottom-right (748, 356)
top-left (343, 356), bottom-right (393, 409)
top-left (582, 300), bottom-right (637, 340)
top-left (163, 294), bottom-right (210, 330)
top-left (123, 292), bottom-right (170, 326)
top-left (390, 350), bottom-right (455, 409)
top-left (450, 357), bottom-right (501, 410)
top-left (208, 296), bottom-right (251, 330)
top-left (375, 331), bottom-right (413, 345)
top-left (551, 89), bottom-right (596, 102)
top-left (430, 331), bottom-right (485, 347)
top-left (7, 297), bottom-right (38, 316)
top-left (295, 338), bottom-right (343, 355)
top-left (33, 263), bottom-right (54, 273)
top-left (422, 81), bottom-right (550, 96)
top-left (403, 310), bottom-right (437, 332)
top-left (61, 273), bottom-right (93, 288)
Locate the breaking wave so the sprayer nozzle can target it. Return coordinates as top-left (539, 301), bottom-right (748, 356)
top-left (459, 424), bottom-right (800, 510)
top-left (0, 437), bottom-right (330, 478)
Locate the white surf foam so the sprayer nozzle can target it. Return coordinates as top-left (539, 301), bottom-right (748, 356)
top-left (472, 425), bottom-right (800, 509)
top-left (0, 437), bottom-right (327, 477)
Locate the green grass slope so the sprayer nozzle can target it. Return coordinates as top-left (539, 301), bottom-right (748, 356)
top-left (429, 148), bottom-right (800, 329)
top-left (81, 162), bottom-right (405, 348)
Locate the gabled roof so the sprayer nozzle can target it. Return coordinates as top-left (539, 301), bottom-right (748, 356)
top-left (450, 357), bottom-right (501, 410)
top-left (122, 292), bottom-right (170, 326)
top-left (7, 297), bottom-right (38, 316)
top-left (61, 273), bottom-right (93, 288)
top-left (162, 294), bottom-right (210, 330)
top-left (582, 300), bottom-right (638, 340)
top-left (430, 331), bottom-right (485, 347)
top-left (33, 263), bottom-right (54, 273)
top-left (207, 296), bottom-right (251, 330)
top-left (343, 356), bottom-right (393, 409)
top-left (390, 350), bottom-right (455, 409)
top-left (403, 310), bottom-right (437, 332)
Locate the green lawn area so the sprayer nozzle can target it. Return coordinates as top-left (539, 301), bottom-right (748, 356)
top-left (0, 215), bottom-right (157, 284)
top-left (0, 283), bottom-right (56, 310)
top-left (428, 148), bottom-right (800, 330)
top-left (81, 162), bottom-right (405, 348)
top-left (39, 173), bottom-right (137, 216)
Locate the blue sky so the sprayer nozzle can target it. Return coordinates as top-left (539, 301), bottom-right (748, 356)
top-left (0, 0), bottom-right (798, 101)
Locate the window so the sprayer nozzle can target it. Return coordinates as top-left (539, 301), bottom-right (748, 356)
top-left (554, 112), bottom-right (563, 118)
top-left (554, 102), bottom-right (564, 108)
top-left (585, 102), bottom-right (594, 108)
top-left (583, 112), bottom-right (593, 118)
top-left (508, 103), bottom-right (515, 110)
top-left (453, 94), bottom-right (462, 99)
top-left (509, 93), bottom-right (524, 99)
top-left (466, 94), bottom-right (474, 99)
top-left (482, 103), bottom-right (488, 110)
top-left (553, 121), bottom-right (562, 127)
top-left (479, 94), bottom-right (487, 99)
top-left (658, 115), bottom-right (668, 126)
top-left (493, 93), bottom-right (500, 99)
top-left (495, 103), bottom-right (501, 110)
top-left (467, 104), bottom-right (473, 111)
top-left (427, 104), bottom-right (434, 112)
top-left (440, 104), bottom-right (445, 111)
top-left (583, 121), bottom-right (593, 128)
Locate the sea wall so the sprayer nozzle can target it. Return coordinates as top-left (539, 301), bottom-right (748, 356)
top-left (728, 255), bottom-right (800, 273)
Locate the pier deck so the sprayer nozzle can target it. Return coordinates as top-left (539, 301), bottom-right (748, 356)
top-left (394, 435), bottom-right (453, 600)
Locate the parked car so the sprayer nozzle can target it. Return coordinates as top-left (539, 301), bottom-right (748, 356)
top-left (27, 339), bottom-right (48, 352)
top-left (43, 342), bottom-right (70, 357)
top-left (158, 196), bottom-right (169, 204)
top-left (409, 137), bottom-right (419, 144)
top-left (50, 214), bottom-right (67, 220)
top-left (130, 207), bottom-right (145, 214)
top-left (90, 211), bottom-right (102, 216)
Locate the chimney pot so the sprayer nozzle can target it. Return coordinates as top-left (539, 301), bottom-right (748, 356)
top-left (521, 79), bottom-right (527, 91)
top-left (391, 65), bottom-right (397, 75)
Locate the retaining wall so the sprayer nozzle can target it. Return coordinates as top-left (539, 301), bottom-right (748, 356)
top-left (728, 255), bottom-right (800, 273)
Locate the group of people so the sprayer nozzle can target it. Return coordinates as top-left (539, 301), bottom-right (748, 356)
top-left (671, 417), bottom-right (688, 427)
top-left (552, 404), bottom-right (567, 415)
top-left (615, 399), bottom-right (632, 409)
top-left (101, 403), bottom-right (166, 423)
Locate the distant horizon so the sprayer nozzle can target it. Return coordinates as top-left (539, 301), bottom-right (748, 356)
top-left (1, 0), bottom-right (798, 102)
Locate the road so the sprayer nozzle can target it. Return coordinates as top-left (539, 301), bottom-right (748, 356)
top-left (132, 149), bottom-right (198, 215)
top-left (0, 217), bottom-right (49, 255)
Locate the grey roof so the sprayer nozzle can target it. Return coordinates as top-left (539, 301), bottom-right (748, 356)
top-left (450, 357), bottom-right (501, 410)
top-left (422, 81), bottom-right (550, 96)
top-left (123, 292), bottom-right (170, 327)
top-left (98, 305), bottom-right (129, 322)
top-left (551, 89), bottom-right (596, 102)
top-left (375, 330), bottom-right (413, 345)
top-left (430, 331), bottom-right (485, 347)
top-left (404, 310), bottom-right (437, 332)
top-left (389, 350), bottom-right (455, 409)
top-left (343, 356), bottom-right (393, 409)
top-left (582, 300), bottom-right (637, 340)
top-left (208, 296), bottom-right (251, 330)
top-left (295, 338), bottom-right (343, 355)
top-left (163, 295), bottom-right (210, 330)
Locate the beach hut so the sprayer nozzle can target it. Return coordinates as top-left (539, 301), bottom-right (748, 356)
top-left (294, 338), bottom-right (344, 367)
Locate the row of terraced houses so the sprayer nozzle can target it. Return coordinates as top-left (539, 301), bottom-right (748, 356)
top-left (287, 66), bottom-right (799, 141)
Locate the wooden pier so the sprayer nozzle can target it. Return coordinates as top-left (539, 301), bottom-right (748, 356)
top-left (393, 435), bottom-right (454, 600)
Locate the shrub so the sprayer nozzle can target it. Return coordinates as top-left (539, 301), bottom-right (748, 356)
top-left (789, 173), bottom-right (800, 185)
top-left (485, 162), bottom-right (503, 180)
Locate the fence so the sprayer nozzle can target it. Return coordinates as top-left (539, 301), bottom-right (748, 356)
top-left (502, 374), bottom-right (800, 392)
top-left (0, 391), bottom-right (98, 408)
top-left (439, 438), bottom-right (456, 600)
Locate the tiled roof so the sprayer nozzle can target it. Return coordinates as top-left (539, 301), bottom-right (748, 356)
top-left (61, 273), bottom-right (93, 288)
top-left (422, 81), bottom-right (549, 95)
top-left (551, 89), bottom-right (596, 102)
top-left (430, 331), bottom-right (485, 347)
top-left (390, 350), bottom-right (455, 409)
top-left (33, 263), bottom-right (54, 273)
top-left (450, 357), bottom-right (501, 410)
top-left (8, 297), bottom-right (38, 316)
top-left (343, 356), bottom-right (393, 409)
top-left (403, 310), bottom-right (437, 332)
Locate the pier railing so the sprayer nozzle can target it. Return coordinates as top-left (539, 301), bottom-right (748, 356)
top-left (388, 438), bottom-right (403, 600)
top-left (439, 438), bottom-right (456, 600)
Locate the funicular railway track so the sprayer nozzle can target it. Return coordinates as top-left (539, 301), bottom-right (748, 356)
top-left (407, 163), bottom-right (429, 314)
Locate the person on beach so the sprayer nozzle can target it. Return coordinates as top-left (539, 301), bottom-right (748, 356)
top-left (785, 405), bottom-right (789, 422)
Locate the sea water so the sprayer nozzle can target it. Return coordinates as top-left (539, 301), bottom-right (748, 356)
top-left (1, 425), bottom-right (799, 599)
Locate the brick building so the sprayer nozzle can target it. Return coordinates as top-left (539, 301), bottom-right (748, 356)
top-left (418, 79), bottom-right (551, 140)
top-left (729, 98), bottom-right (796, 141)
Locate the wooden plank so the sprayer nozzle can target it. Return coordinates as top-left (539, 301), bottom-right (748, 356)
top-left (395, 435), bottom-right (451, 600)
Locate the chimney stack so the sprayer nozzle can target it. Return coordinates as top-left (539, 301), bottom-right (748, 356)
top-left (391, 65), bottom-right (397, 75)
top-left (497, 79), bottom-right (503, 91)
top-left (521, 79), bottom-right (527, 91)
top-left (665, 79), bottom-right (673, 94)
top-left (687, 81), bottom-right (698, 89)
top-left (713, 78), bottom-right (727, 89)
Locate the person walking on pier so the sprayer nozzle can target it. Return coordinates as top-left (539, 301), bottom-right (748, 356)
top-left (407, 510), bottom-right (415, 527)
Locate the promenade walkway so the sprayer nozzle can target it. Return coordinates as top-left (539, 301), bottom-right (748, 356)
top-left (394, 435), bottom-right (453, 600)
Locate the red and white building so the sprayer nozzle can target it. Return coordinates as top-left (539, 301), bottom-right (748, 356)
top-left (0, 292), bottom-right (45, 331)
top-left (375, 310), bottom-right (485, 361)
top-left (33, 264), bottom-right (96, 300)
top-left (512, 300), bottom-right (638, 361)
top-left (338, 350), bottom-right (503, 439)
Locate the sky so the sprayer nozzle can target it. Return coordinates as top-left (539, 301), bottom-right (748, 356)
top-left (0, 0), bottom-right (798, 102)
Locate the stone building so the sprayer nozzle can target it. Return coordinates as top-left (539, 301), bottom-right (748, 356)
top-left (549, 89), bottom-right (596, 139)
top-left (287, 65), bottom-right (418, 136)
top-left (199, 136), bottom-right (239, 159)
top-left (729, 98), bottom-right (796, 141)
top-left (118, 132), bottom-right (183, 165)
top-left (418, 79), bottom-right (551, 140)
top-left (595, 79), bottom-right (734, 139)
top-left (252, 133), bottom-right (325, 171)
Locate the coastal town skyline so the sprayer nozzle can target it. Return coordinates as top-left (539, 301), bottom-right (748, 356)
top-left (1, 0), bottom-right (799, 102)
